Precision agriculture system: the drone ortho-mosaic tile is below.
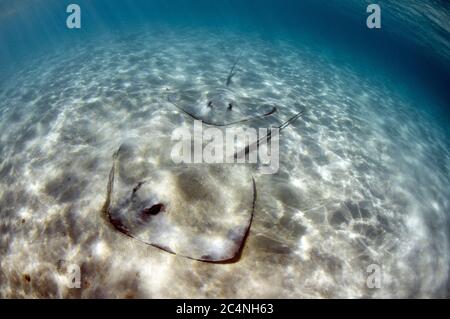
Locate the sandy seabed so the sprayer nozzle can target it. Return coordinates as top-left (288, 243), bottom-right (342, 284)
top-left (0, 28), bottom-right (449, 298)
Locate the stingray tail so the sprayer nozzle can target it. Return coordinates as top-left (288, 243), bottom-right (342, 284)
top-left (233, 106), bottom-right (307, 159)
top-left (277, 107), bottom-right (307, 131)
top-left (226, 52), bottom-right (242, 86)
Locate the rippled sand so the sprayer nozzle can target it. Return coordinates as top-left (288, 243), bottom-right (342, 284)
top-left (0, 28), bottom-right (449, 298)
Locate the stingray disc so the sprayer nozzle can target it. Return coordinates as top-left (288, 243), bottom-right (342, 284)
top-left (167, 89), bottom-right (277, 126)
top-left (103, 142), bottom-right (256, 262)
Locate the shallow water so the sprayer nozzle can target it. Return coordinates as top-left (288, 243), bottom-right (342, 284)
top-left (0, 2), bottom-right (449, 298)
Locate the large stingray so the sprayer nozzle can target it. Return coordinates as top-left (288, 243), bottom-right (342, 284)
top-left (103, 142), bottom-right (257, 262)
top-left (102, 56), bottom-right (306, 263)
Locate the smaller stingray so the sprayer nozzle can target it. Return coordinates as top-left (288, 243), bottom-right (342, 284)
top-left (166, 52), bottom-right (282, 127)
top-left (167, 88), bottom-right (278, 127)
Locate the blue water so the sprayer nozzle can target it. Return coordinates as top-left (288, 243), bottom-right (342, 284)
top-left (1, 1), bottom-right (449, 121)
top-left (0, 1), bottom-right (449, 298)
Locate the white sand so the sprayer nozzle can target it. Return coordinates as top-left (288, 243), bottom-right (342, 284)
top-left (0, 28), bottom-right (449, 298)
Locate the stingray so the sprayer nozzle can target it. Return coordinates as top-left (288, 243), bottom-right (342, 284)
top-left (102, 108), bottom-right (305, 263)
top-left (103, 142), bottom-right (257, 262)
top-left (167, 88), bottom-right (279, 127)
top-left (166, 53), bottom-right (279, 127)
top-left (102, 58), bottom-right (306, 262)
top-left (168, 91), bottom-right (277, 127)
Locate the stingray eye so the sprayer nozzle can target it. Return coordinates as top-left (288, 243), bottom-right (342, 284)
top-left (228, 103), bottom-right (233, 111)
top-left (142, 203), bottom-right (165, 216)
top-left (207, 101), bottom-right (213, 108)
